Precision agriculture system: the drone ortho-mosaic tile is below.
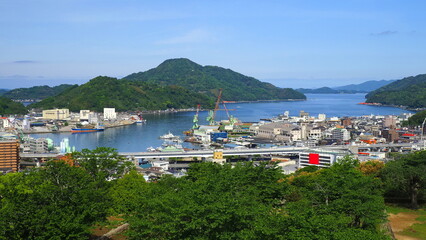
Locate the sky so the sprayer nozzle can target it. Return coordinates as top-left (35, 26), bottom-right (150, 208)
top-left (1, 0), bottom-right (425, 89)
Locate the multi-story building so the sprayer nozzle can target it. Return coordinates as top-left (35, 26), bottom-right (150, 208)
top-left (384, 116), bottom-right (397, 128)
top-left (0, 140), bottom-right (20, 173)
top-left (298, 151), bottom-right (347, 168)
top-left (331, 128), bottom-right (350, 141)
top-left (80, 110), bottom-right (91, 121)
top-left (382, 129), bottom-right (399, 143)
top-left (21, 138), bottom-right (49, 153)
top-left (42, 109), bottom-right (70, 120)
top-left (308, 126), bottom-right (325, 140)
top-left (103, 108), bottom-right (117, 120)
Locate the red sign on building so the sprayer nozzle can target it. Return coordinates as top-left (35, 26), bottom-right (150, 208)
top-left (308, 153), bottom-right (319, 164)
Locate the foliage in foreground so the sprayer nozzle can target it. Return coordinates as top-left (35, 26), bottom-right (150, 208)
top-left (112, 159), bottom-right (389, 239)
top-left (380, 151), bottom-right (426, 209)
top-left (2, 148), bottom-right (410, 239)
top-left (0, 147), bottom-right (133, 240)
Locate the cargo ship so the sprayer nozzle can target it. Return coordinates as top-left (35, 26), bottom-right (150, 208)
top-left (71, 124), bottom-right (105, 133)
top-left (71, 128), bottom-right (105, 133)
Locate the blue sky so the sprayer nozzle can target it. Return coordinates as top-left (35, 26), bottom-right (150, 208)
top-left (0, 0), bottom-right (425, 89)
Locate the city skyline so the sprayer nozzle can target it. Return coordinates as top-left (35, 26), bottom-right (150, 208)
top-left (1, 0), bottom-right (425, 89)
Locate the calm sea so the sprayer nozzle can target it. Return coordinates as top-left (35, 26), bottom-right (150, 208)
top-left (30, 94), bottom-right (413, 152)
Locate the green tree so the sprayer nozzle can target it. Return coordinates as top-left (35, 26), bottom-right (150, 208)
top-left (109, 170), bottom-right (147, 214)
top-left (381, 151), bottom-right (426, 209)
top-left (0, 96), bottom-right (27, 115)
top-left (0, 161), bottom-right (108, 239)
top-left (72, 147), bottom-right (134, 183)
top-left (123, 162), bottom-right (289, 239)
top-left (285, 156), bottom-right (388, 238)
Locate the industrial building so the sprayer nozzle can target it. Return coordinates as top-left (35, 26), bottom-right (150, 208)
top-left (42, 109), bottom-right (70, 120)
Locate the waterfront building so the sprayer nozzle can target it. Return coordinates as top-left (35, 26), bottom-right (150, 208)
top-left (80, 110), bottom-right (91, 121)
top-left (103, 108), bottom-right (117, 120)
top-left (0, 117), bottom-right (12, 129)
top-left (21, 138), bottom-right (49, 154)
top-left (42, 109), bottom-right (70, 120)
top-left (0, 140), bottom-right (20, 173)
top-left (318, 113), bottom-right (326, 121)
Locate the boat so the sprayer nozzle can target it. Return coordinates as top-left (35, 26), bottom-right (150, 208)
top-left (71, 128), bottom-right (104, 133)
top-left (71, 123), bottom-right (105, 133)
top-left (159, 131), bottom-right (179, 140)
top-left (146, 146), bottom-right (156, 152)
top-left (136, 113), bottom-right (146, 123)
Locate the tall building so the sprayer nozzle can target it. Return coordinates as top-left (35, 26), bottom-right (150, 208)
top-left (103, 108), bottom-right (117, 120)
top-left (331, 128), bottom-right (351, 141)
top-left (0, 140), bottom-right (20, 173)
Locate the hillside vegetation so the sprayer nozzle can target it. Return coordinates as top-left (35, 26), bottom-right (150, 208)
top-left (124, 58), bottom-right (306, 101)
top-left (0, 96), bottom-right (27, 115)
top-left (0, 89), bottom-right (9, 95)
top-left (29, 76), bottom-right (214, 112)
top-left (366, 74), bottom-right (426, 108)
top-left (2, 84), bottom-right (75, 100)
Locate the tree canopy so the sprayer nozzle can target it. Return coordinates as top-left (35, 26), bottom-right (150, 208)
top-left (380, 151), bottom-right (426, 209)
top-left (123, 58), bottom-right (306, 101)
top-left (366, 74), bottom-right (426, 108)
top-left (30, 76), bottom-right (215, 112)
top-left (0, 96), bottom-right (27, 115)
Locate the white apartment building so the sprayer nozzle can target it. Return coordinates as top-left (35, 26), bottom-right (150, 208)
top-left (103, 108), bottom-right (116, 120)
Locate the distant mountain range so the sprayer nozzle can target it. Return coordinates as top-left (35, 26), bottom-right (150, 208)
top-left (0, 89), bottom-right (9, 95)
top-left (366, 74), bottom-right (426, 108)
top-left (2, 84), bottom-right (75, 100)
top-left (124, 58), bottom-right (305, 101)
top-left (296, 80), bottom-right (396, 94)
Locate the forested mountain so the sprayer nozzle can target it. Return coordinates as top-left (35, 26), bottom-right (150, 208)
top-left (123, 58), bottom-right (306, 101)
top-left (403, 110), bottom-right (426, 126)
top-left (29, 76), bottom-right (214, 112)
top-left (366, 74), bottom-right (426, 108)
top-left (0, 89), bottom-right (9, 95)
top-left (334, 80), bottom-right (395, 92)
top-left (297, 87), bottom-right (341, 94)
top-left (0, 96), bottom-right (28, 115)
top-left (2, 84), bottom-right (75, 100)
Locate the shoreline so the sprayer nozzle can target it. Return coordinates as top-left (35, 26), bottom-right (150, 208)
top-left (141, 99), bottom-right (307, 115)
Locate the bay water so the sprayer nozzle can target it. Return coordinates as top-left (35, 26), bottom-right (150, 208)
top-left (31, 94), bottom-right (413, 152)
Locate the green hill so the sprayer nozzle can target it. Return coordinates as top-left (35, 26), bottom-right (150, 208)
top-left (402, 110), bottom-right (426, 127)
top-left (334, 80), bottom-right (395, 92)
top-left (0, 97), bottom-right (28, 115)
top-left (0, 89), bottom-right (9, 95)
top-left (366, 74), bottom-right (426, 108)
top-left (297, 87), bottom-right (340, 94)
top-left (29, 76), bottom-right (214, 112)
top-left (123, 58), bottom-right (306, 101)
top-left (2, 84), bottom-right (75, 100)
